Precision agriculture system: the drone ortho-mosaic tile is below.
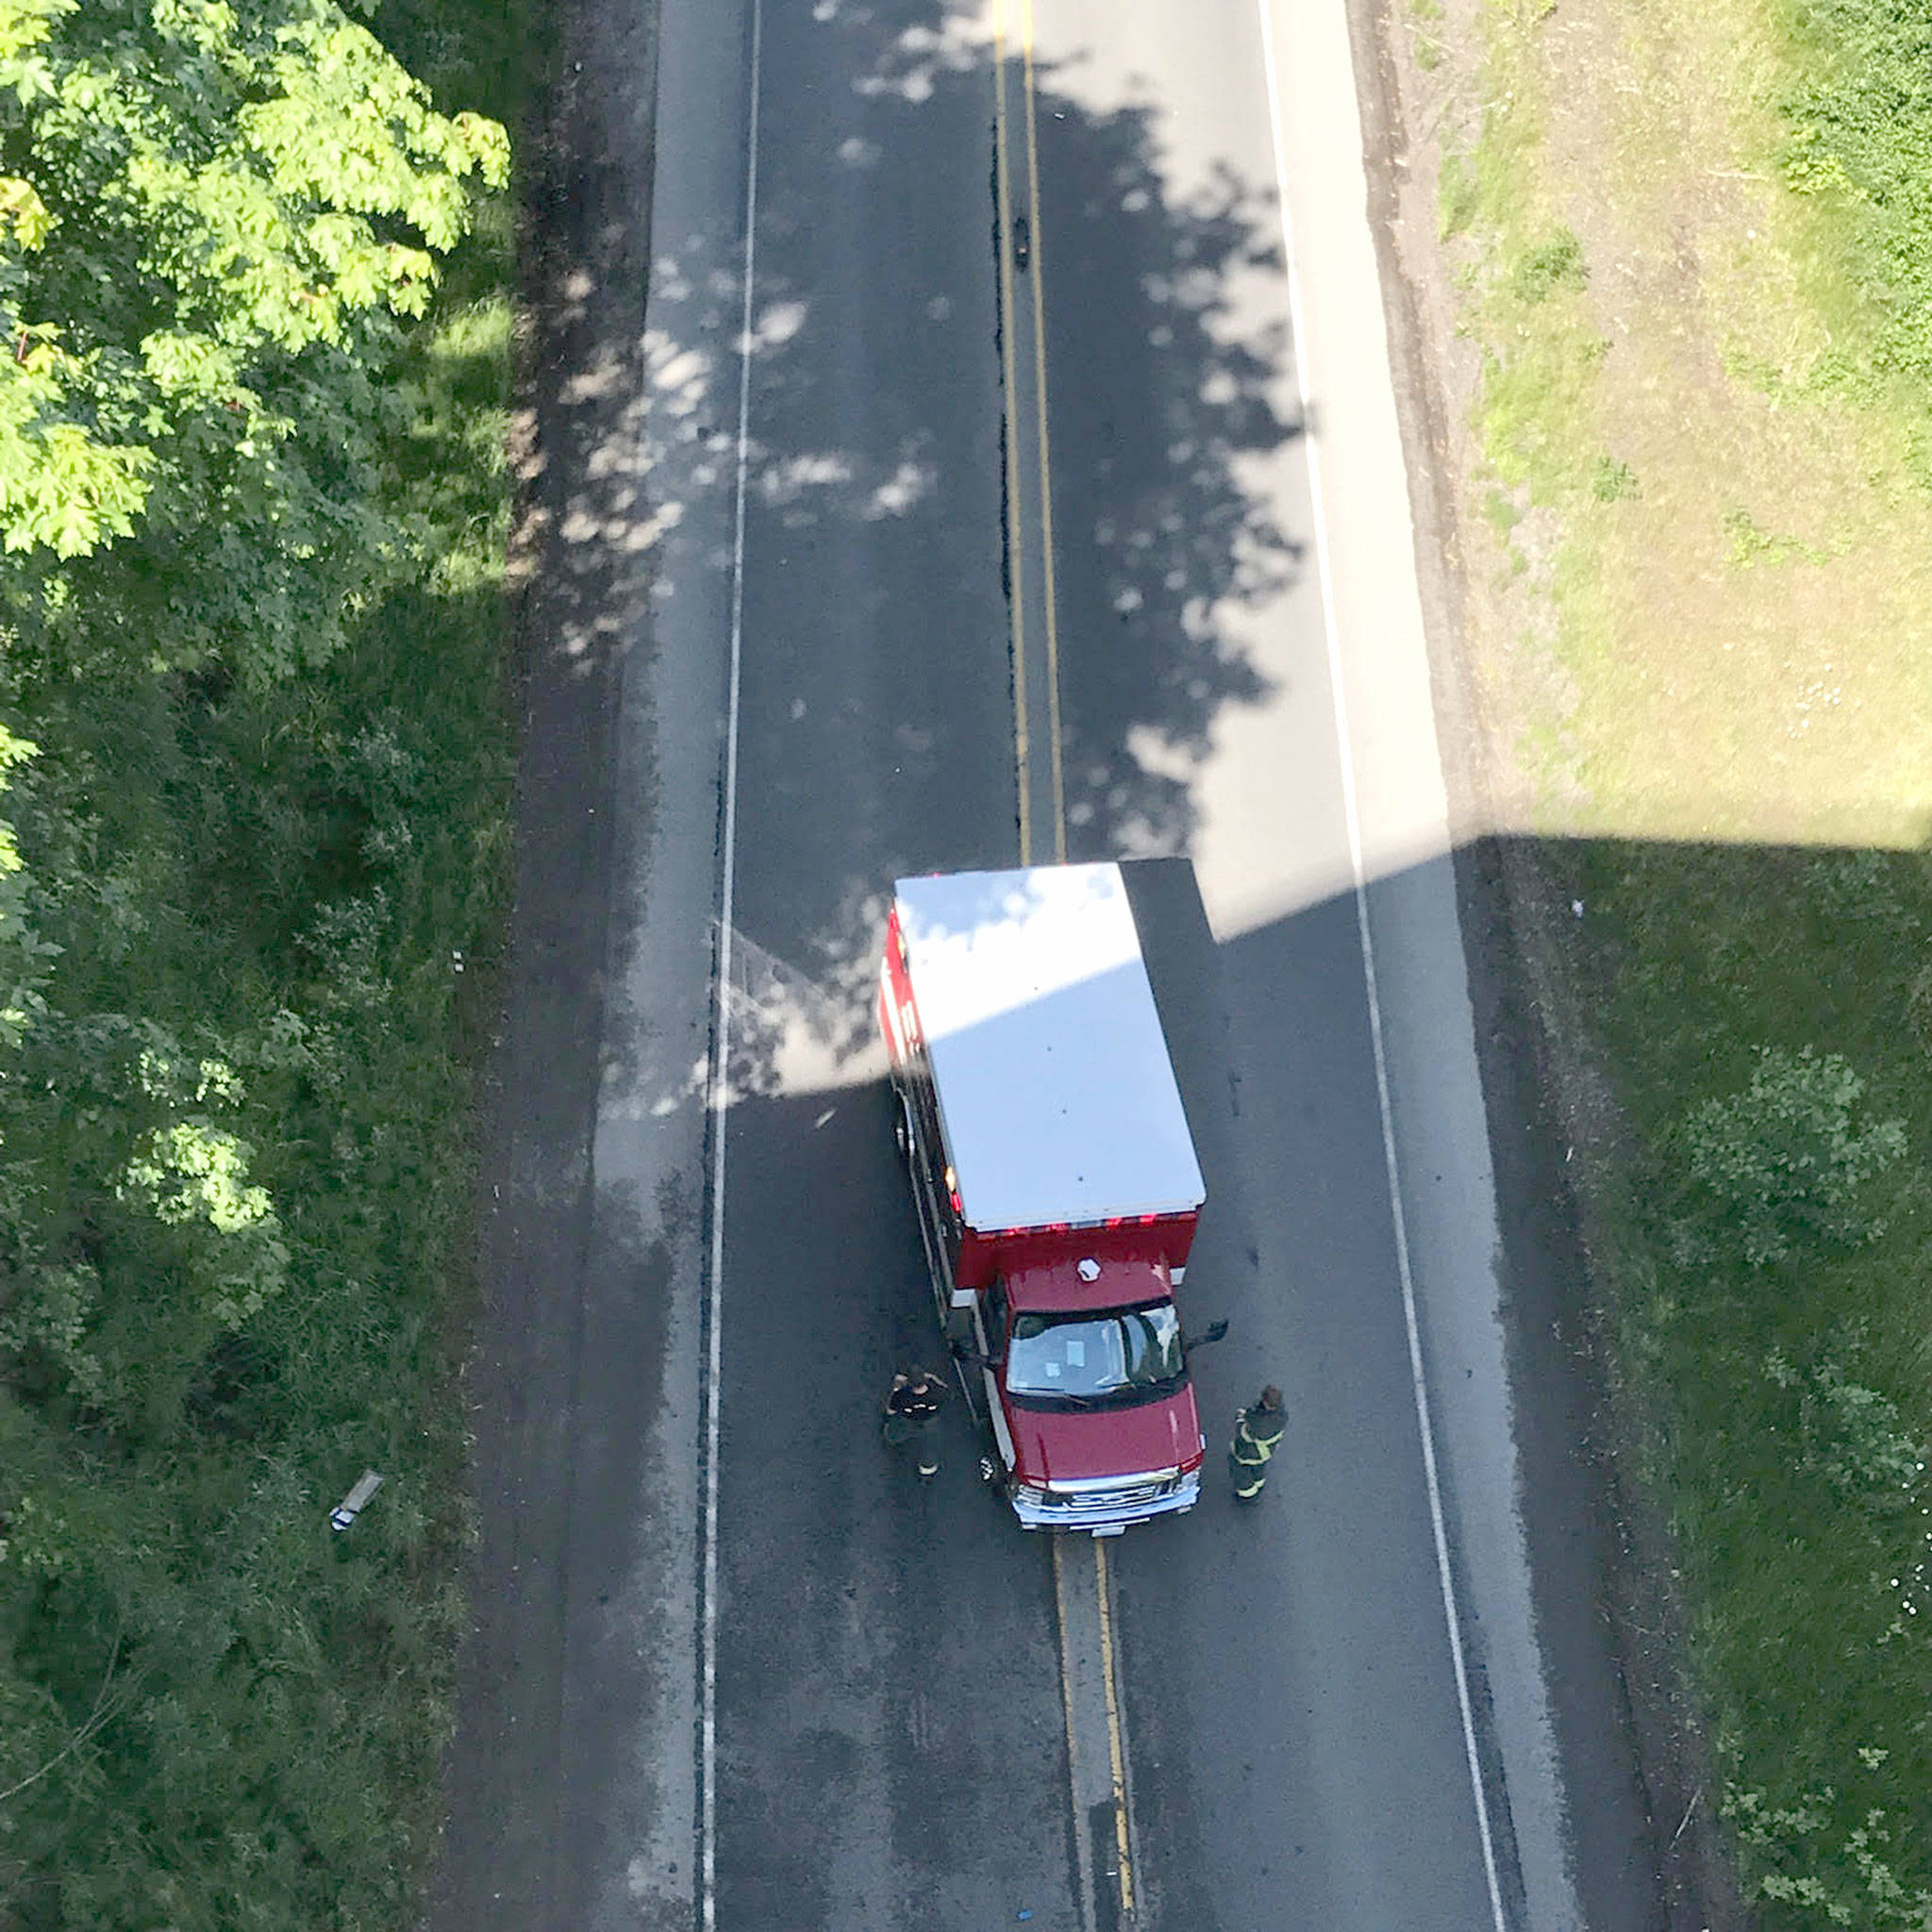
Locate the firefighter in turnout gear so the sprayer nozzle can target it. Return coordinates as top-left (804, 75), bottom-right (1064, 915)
top-left (1228, 1385), bottom-right (1286, 1502)
top-left (883, 1368), bottom-right (947, 1479)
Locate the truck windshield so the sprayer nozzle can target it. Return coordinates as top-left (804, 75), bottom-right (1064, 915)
top-left (1006, 1302), bottom-right (1184, 1406)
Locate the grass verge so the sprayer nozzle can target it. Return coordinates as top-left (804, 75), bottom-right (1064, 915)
top-left (1569, 841), bottom-right (1932, 1922)
top-left (1414, 0), bottom-right (1932, 1918)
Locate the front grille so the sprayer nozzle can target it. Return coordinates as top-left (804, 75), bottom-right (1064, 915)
top-left (1040, 1476), bottom-right (1180, 1511)
top-left (1008, 1466), bottom-right (1200, 1531)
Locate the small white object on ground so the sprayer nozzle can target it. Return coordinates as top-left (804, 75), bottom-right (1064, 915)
top-left (330, 1469), bottom-right (384, 1532)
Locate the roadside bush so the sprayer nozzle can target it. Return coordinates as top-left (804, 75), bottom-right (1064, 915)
top-left (1667, 1046), bottom-right (1906, 1268)
top-left (1726, 1785), bottom-right (1932, 1928)
top-left (1512, 227), bottom-right (1586, 302)
top-left (1806, 1365), bottom-right (1925, 1505)
top-left (1765, 1341), bottom-right (1927, 1508)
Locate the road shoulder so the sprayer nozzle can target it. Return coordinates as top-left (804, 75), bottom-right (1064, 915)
top-left (1256, 0), bottom-right (1678, 1923)
top-left (1339, 0), bottom-right (1749, 1922)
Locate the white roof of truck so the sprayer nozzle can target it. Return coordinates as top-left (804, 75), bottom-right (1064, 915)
top-left (894, 863), bottom-right (1205, 1231)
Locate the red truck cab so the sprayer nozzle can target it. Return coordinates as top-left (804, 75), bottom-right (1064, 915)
top-left (878, 862), bottom-right (1209, 1533)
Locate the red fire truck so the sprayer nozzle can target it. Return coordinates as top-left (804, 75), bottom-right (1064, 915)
top-left (878, 862), bottom-right (1217, 1534)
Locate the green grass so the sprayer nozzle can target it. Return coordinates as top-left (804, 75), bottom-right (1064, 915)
top-left (1409, 0), bottom-right (1447, 74)
top-left (1434, 0), bottom-right (1932, 1918)
top-left (1453, 0), bottom-right (1932, 848)
top-left (1568, 843), bottom-right (1932, 1922)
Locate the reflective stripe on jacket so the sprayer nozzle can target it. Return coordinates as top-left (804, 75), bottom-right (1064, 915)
top-left (1231, 1407), bottom-right (1284, 1466)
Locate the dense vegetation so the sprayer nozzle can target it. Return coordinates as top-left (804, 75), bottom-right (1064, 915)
top-left (0, 1), bottom-right (518, 1923)
top-left (1777, 0), bottom-right (1932, 408)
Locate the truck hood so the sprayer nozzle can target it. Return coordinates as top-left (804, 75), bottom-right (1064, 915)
top-left (1005, 1384), bottom-right (1203, 1483)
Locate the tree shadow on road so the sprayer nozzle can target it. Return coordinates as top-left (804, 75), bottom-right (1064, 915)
top-left (1028, 63), bottom-right (1304, 856)
top-left (704, 0), bottom-right (1307, 1075)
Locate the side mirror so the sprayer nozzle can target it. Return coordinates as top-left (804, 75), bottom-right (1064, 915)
top-left (1184, 1320), bottom-right (1229, 1350)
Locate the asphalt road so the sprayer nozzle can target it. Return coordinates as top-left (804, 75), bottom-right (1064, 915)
top-left (432, 0), bottom-right (1663, 1926)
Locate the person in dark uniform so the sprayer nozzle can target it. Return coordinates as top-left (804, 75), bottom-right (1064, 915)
top-left (1229, 1385), bottom-right (1286, 1502)
top-left (883, 1368), bottom-right (947, 1478)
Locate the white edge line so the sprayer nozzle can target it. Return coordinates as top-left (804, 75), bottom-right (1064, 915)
top-left (1254, 5), bottom-right (1509, 1928)
top-left (701, 1), bottom-right (762, 1927)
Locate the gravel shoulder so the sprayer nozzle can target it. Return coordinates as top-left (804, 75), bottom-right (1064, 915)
top-left (429, 0), bottom-right (683, 1922)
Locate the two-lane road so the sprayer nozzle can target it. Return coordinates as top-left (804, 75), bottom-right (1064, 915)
top-left (433, 0), bottom-right (1658, 1926)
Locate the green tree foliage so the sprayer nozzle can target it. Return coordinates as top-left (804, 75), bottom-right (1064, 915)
top-left (1669, 1045), bottom-right (1907, 1269)
top-left (0, 0), bottom-right (515, 1923)
top-left (0, 0), bottom-right (507, 680)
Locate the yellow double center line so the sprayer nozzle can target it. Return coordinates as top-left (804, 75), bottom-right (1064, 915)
top-left (1092, 1538), bottom-right (1136, 1921)
top-left (992, 3), bottom-right (1134, 1922)
top-left (994, 0), bottom-right (1066, 869)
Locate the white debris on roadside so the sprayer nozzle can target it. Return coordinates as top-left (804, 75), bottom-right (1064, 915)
top-left (330, 1470), bottom-right (384, 1533)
